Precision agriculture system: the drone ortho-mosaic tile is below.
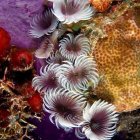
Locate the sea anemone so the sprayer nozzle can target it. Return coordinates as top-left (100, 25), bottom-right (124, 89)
top-left (32, 63), bottom-right (60, 94)
top-left (29, 10), bottom-right (59, 38)
top-left (46, 51), bottom-right (66, 65)
top-left (52, 0), bottom-right (94, 24)
top-left (81, 100), bottom-right (118, 140)
top-left (43, 88), bottom-right (86, 128)
top-left (35, 38), bottom-right (54, 59)
top-left (59, 34), bottom-right (91, 61)
top-left (58, 55), bottom-right (99, 91)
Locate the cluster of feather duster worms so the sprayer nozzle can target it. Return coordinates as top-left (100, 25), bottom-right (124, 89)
top-left (30, 0), bottom-right (118, 140)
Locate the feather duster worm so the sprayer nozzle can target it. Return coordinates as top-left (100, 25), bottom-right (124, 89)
top-left (59, 34), bottom-right (91, 61)
top-left (35, 28), bottom-right (63, 59)
top-left (58, 55), bottom-right (99, 91)
top-left (35, 38), bottom-right (54, 59)
top-left (29, 10), bottom-right (59, 38)
top-left (46, 51), bottom-right (66, 65)
top-left (43, 88), bottom-right (86, 128)
top-left (81, 100), bottom-right (118, 140)
top-left (32, 63), bottom-right (60, 94)
top-left (52, 0), bottom-right (94, 24)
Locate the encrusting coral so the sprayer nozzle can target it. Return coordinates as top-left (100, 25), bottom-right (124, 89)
top-left (90, 7), bottom-right (140, 112)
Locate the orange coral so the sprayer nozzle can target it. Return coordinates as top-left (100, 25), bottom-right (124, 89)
top-left (89, 0), bottom-right (112, 12)
top-left (92, 10), bottom-right (140, 112)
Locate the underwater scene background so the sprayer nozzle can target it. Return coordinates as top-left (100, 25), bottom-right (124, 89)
top-left (0, 0), bottom-right (140, 140)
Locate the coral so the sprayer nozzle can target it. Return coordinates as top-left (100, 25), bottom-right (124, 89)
top-left (89, 0), bottom-right (112, 12)
top-left (90, 8), bottom-right (140, 112)
top-left (0, 48), bottom-right (42, 139)
top-left (134, 6), bottom-right (140, 28)
top-left (0, 78), bottom-right (42, 139)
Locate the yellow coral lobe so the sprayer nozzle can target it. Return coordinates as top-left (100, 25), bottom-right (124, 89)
top-left (92, 12), bottom-right (140, 112)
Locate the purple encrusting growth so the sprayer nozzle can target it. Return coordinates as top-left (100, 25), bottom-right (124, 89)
top-left (31, 113), bottom-right (88, 140)
top-left (34, 57), bottom-right (47, 75)
top-left (0, 0), bottom-right (43, 48)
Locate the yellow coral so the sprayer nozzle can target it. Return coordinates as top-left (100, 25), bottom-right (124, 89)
top-left (92, 10), bottom-right (140, 112)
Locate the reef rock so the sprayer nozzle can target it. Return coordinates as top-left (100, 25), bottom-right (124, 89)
top-left (116, 109), bottom-right (140, 140)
